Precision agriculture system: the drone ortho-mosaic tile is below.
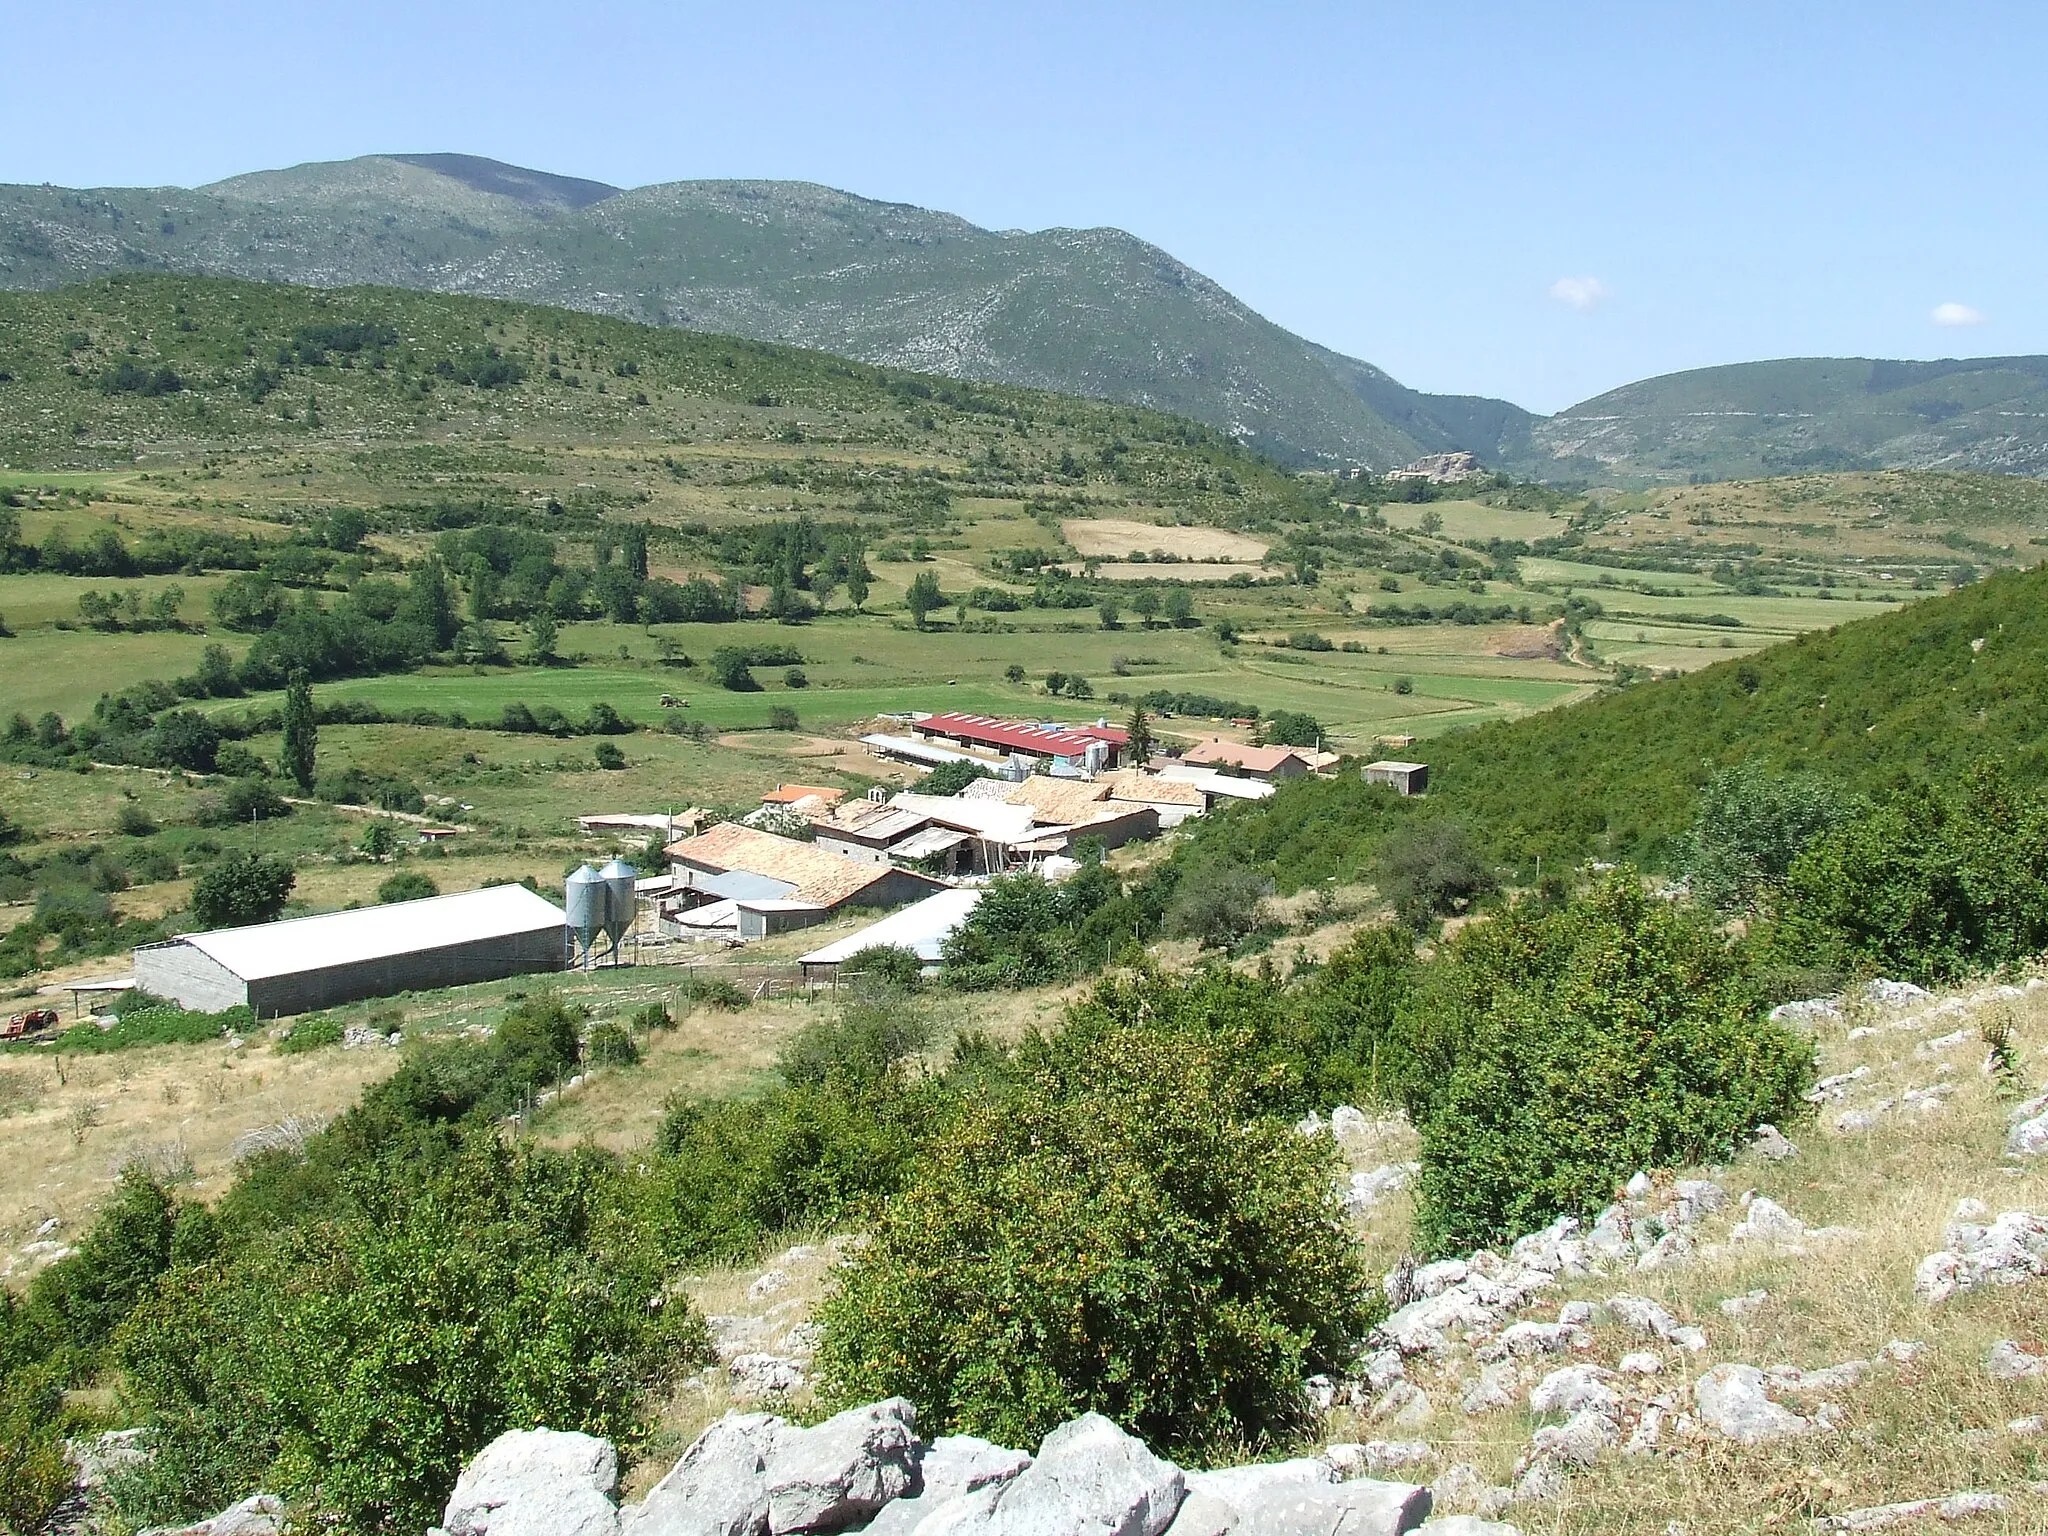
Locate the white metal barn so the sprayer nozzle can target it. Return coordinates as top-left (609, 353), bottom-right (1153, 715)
top-left (133, 885), bottom-right (569, 1016)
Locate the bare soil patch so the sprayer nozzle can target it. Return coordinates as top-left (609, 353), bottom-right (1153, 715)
top-left (1062, 518), bottom-right (1269, 562)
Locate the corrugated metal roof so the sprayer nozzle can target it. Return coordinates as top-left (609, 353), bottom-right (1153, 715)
top-left (914, 712), bottom-right (1105, 757)
top-left (170, 885), bottom-right (567, 982)
top-left (890, 793), bottom-right (1037, 843)
top-left (800, 886), bottom-right (986, 966)
top-left (860, 733), bottom-right (983, 767)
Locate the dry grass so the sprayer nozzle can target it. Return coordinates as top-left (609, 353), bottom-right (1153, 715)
top-left (0, 1037), bottom-right (398, 1274)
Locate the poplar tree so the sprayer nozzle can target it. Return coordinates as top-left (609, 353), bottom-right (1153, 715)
top-left (279, 671), bottom-right (317, 793)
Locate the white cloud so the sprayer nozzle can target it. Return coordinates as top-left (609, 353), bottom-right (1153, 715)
top-left (1932, 301), bottom-right (1985, 327)
top-left (1548, 276), bottom-right (1609, 313)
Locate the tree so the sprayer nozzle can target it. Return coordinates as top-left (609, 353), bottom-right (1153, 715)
top-left (377, 871), bottom-right (439, 904)
top-left (356, 822), bottom-right (398, 861)
top-left (195, 643), bottom-right (239, 698)
top-left (324, 508), bottom-right (369, 553)
top-left (1131, 587), bottom-right (1161, 627)
top-left (1004, 663), bottom-right (1026, 684)
top-left (594, 741), bottom-right (627, 769)
top-left (1683, 761), bottom-right (1854, 914)
top-left (150, 711), bottom-right (220, 774)
top-left (813, 1021), bottom-right (1374, 1455)
top-left (621, 523), bottom-right (649, 580)
top-left (1097, 597), bottom-right (1121, 630)
top-left (1162, 586), bottom-right (1195, 627)
top-left (1264, 710), bottom-right (1323, 749)
top-left (278, 672), bottom-right (317, 793)
top-left (190, 851), bottom-right (296, 929)
top-left (844, 546), bottom-right (872, 612)
top-left (522, 610), bottom-right (558, 666)
top-left (1126, 705), bottom-right (1154, 767)
top-left (920, 758), bottom-right (992, 797)
top-left (905, 570), bottom-right (943, 629)
top-left (1376, 820), bottom-right (1495, 930)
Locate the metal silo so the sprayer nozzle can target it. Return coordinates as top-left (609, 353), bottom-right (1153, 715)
top-left (598, 857), bottom-right (637, 955)
top-left (565, 863), bottom-right (604, 965)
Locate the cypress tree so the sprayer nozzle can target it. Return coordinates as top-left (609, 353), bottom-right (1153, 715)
top-left (279, 671), bottom-right (317, 793)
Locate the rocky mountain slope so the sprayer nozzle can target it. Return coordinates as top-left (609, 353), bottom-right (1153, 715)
top-left (0, 155), bottom-right (1524, 471)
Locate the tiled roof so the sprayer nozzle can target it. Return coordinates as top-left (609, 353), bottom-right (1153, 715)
top-left (1181, 738), bottom-right (1308, 773)
top-left (762, 784), bottom-right (846, 806)
top-left (665, 822), bottom-right (895, 907)
top-left (1101, 770), bottom-right (1207, 808)
top-left (999, 776), bottom-right (1114, 825)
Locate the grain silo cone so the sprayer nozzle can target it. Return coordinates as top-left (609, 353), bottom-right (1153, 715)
top-left (565, 863), bottom-right (604, 965)
top-left (598, 857), bottom-right (637, 956)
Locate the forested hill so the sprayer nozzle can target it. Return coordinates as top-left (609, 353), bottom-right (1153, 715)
top-left (0, 155), bottom-right (1531, 471)
top-left (1212, 560), bottom-right (2048, 884)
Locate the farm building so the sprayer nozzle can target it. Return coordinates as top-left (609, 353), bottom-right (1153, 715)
top-left (759, 784), bottom-right (845, 812)
top-left (132, 885), bottom-right (569, 1017)
top-left (797, 885), bottom-right (986, 981)
top-left (1179, 739), bottom-right (1312, 782)
top-left (910, 712), bottom-right (1129, 769)
top-left (1364, 760), bottom-right (1430, 795)
top-left (661, 822), bottom-right (948, 940)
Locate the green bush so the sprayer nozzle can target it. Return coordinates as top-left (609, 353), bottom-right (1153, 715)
top-left (918, 758), bottom-right (991, 798)
top-left (1683, 761), bottom-right (1855, 914)
top-left (779, 980), bottom-right (934, 1088)
top-left (813, 1021), bottom-right (1376, 1456)
top-left (377, 870), bottom-right (439, 904)
top-left (494, 991), bottom-right (582, 1096)
top-left (594, 740), bottom-right (627, 770)
top-left (1375, 820), bottom-right (1497, 930)
top-left (677, 974), bottom-right (750, 1011)
top-left (275, 1013), bottom-right (345, 1054)
top-left (0, 1354), bottom-right (73, 1536)
top-left (587, 1019), bottom-right (641, 1068)
top-left (1402, 874), bottom-right (1814, 1254)
top-left (840, 943), bottom-right (925, 988)
top-left (631, 1002), bottom-right (674, 1032)
top-left (49, 1002), bottom-right (252, 1055)
top-left (1768, 768), bottom-right (2048, 984)
top-left (1162, 861), bottom-right (1272, 950)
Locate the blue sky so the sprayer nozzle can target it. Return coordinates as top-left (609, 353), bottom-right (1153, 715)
top-left (6, 0), bottom-right (2040, 412)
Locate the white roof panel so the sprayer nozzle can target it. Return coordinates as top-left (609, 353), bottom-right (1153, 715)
top-left (174, 884), bottom-right (566, 981)
top-left (800, 886), bottom-right (986, 966)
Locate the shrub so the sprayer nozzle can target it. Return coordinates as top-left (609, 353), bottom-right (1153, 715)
top-left (1402, 874), bottom-right (1813, 1254)
top-left (630, 1002), bottom-right (674, 1032)
top-left (1683, 761), bottom-right (1855, 914)
top-left (587, 1019), bottom-right (641, 1069)
top-left (1768, 768), bottom-right (2048, 984)
top-left (1163, 862), bottom-right (1273, 949)
top-left (195, 776), bottom-right (291, 827)
top-left (116, 803), bottom-right (159, 837)
top-left (594, 740), bottom-right (627, 770)
top-left (377, 871), bottom-right (438, 904)
top-left (813, 1022), bottom-right (1376, 1455)
top-left (779, 980), bottom-right (934, 1088)
top-left (677, 974), bottom-right (750, 1011)
top-left (190, 851), bottom-right (295, 928)
top-left (49, 1003), bottom-right (250, 1055)
top-left (767, 705), bottom-right (800, 732)
top-left (0, 1358), bottom-right (72, 1536)
top-left (1375, 820), bottom-right (1496, 929)
top-left (841, 943), bottom-right (925, 988)
top-left (275, 1014), bottom-right (345, 1054)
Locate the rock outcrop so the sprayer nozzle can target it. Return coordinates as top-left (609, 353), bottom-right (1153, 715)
top-left (418, 1406), bottom-right (1441, 1536)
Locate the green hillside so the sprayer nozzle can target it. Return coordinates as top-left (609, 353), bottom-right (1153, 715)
top-left (0, 155), bottom-right (1530, 470)
top-left (1524, 356), bottom-right (2048, 483)
top-left (1202, 558), bottom-right (2048, 884)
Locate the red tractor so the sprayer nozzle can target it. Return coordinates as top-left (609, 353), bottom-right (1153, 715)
top-left (2, 1008), bottom-right (60, 1041)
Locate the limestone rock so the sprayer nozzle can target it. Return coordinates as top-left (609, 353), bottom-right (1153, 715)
top-left (1528, 1366), bottom-right (1616, 1416)
top-left (1411, 1521), bottom-right (1521, 1536)
top-left (979, 1412), bottom-right (1185, 1536)
top-left (1985, 1340), bottom-right (2048, 1381)
top-left (1459, 1363), bottom-right (1519, 1414)
top-left (1751, 1125), bottom-right (1798, 1161)
top-left (862, 1436), bottom-right (1031, 1536)
top-left (1730, 1197), bottom-right (1804, 1243)
top-left (1692, 1365), bottom-right (1810, 1444)
top-left (1814, 1492), bottom-right (2003, 1530)
top-left (1913, 1203), bottom-right (2048, 1302)
top-left (441, 1430), bottom-right (619, 1536)
top-left (1228, 1479), bottom-right (1433, 1536)
top-left (764, 1397), bottom-right (920, 1534)
top-left (625, 1413), bottom-right (782, 1536)
top-left (146, 1494), bottom-right (288, 1536)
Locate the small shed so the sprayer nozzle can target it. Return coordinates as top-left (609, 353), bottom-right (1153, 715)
top-left (799, 886), bottom-right (986, 980)
top-left (1363, 760), bottom-right (1430, 796)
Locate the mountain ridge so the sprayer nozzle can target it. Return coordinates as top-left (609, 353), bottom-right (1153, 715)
top-left (8, 152), bottom-right (2048, 483)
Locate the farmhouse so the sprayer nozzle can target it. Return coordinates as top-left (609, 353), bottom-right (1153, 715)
top-left (759, 784), bottom-right (845, 812)
top-left (1363, 759), bottom-right (1430, 795)
top-left (132, 885), bottom-right (570, 1017)
top-left (1179, 738), bottom-right (1312, 782)
top-left (661, 822), bottom-right (947, 940)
